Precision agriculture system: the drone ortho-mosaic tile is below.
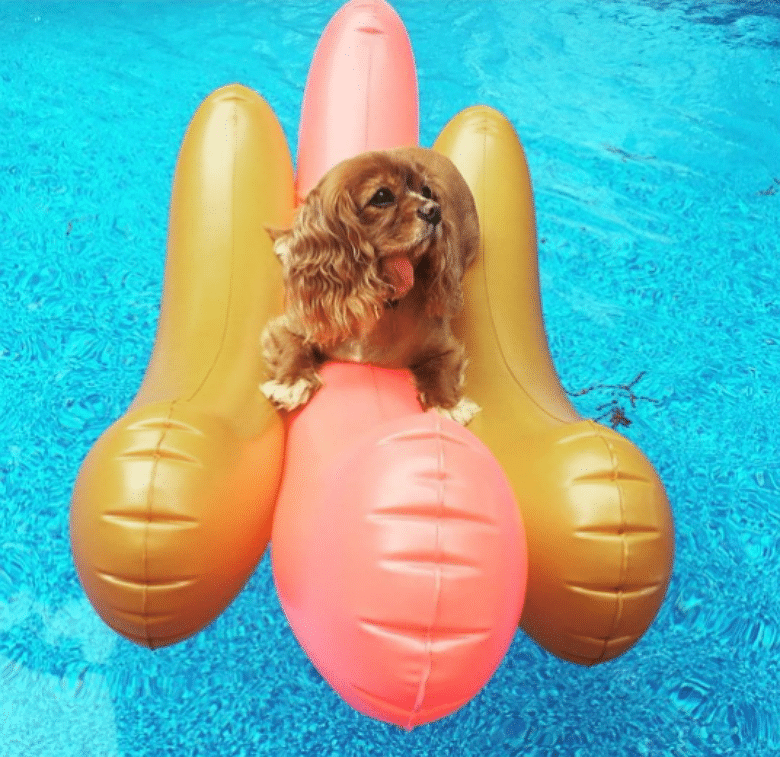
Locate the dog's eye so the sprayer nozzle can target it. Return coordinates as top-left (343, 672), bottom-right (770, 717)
top-left (368, 188), bottom-right (395, 207)
top-left (421, 185), bottom-right (433, 200)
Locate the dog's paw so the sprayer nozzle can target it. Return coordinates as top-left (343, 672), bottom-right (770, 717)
top-left (432, 397), bottom-right (482, 426)
top-left (260, 377), bottom-right (319, 410)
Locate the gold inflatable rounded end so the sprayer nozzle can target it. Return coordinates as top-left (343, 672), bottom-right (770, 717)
top-left (70, 83), bottom-right (293, 646)
top-left (70, 402), bottom-right (284, 648)
top-left (517, 420), bottom-right (675, 665)
top-left (437, 104), bottom-right (514, 138)
top-left (209, 82), bottom-right (264, 103)
top-left (435, 105), bottom-right (581, 431)
top-left (434, 105), bottom-right (674, 665)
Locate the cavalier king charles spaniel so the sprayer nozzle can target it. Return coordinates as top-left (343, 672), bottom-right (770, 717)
top-left (260, 146), bottom-right (481, 425)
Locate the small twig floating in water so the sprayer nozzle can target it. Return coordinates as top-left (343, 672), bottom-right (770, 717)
top-left (757, 178), bottom-right (780, 196)
top-left (567, 371), bottom-right (659, 429)
top-left (595, 401), bottom-right (633, 429)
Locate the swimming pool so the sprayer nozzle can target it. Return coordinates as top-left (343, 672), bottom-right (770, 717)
top-left (2, 0), bottom-right (778, 754)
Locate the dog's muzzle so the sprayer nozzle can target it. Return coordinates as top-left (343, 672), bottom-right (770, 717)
top-left (417, 201), bottom-right (441, 227)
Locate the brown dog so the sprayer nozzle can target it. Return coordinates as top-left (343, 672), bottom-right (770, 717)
top-left (261, 147), bottom-right (480, 424)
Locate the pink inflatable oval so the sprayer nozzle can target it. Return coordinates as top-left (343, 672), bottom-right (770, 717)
top-left (295, 0), bottom-right (419, 203)
top-left (271, 363), bottom-right (527, 730)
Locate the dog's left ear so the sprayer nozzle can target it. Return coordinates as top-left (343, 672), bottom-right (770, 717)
top-left (423, 213), bottom-right (467, 318)
top-left (264, 225), bottom-right (292, 264)
top-left (264, 225), bottom-right (286, 241)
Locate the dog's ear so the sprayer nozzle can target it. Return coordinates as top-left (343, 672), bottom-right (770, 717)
top-left (454, 181), bottom-right (481, 273)
top-left (264, 226), bottom-right (292, 265)
top-left (281, 187), bottom-right (388, 345)
top-left (425, 190), bottom-right (480, 318)
top-left (424, 224), bottom-right (464, 319)
top-left (264, 225), bottom-right (287, 241)
top-left (422, 181), bottom-right (473, 318)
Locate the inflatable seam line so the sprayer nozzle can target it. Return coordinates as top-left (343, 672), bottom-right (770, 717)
top-left (142, 399), bottom-right (177, 646)
top-left (363, 46), bottom-right (372, 152)
top-left (410, 413), bottom-right (446, 728)
top-left (469, 111), bottom-right (578, 426)
top-left (186, 101), bottom-right (238, 404)
top-left (476, 131), bottom-right (553, 425)
top-left (590, 418), bottom-right (629, 663)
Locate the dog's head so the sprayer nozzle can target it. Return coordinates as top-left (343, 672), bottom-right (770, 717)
top-left (269, 147), bottom-right (479, 346)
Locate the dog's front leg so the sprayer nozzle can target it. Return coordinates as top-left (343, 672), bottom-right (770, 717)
top-left (260, 316), bottom-right (324, 410)
top-left (411, 340), bottom-right (481, 426)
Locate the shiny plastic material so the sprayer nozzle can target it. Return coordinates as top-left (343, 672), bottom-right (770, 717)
top-left (69, 84), bottom-right (294, 648)
top-left (295, 0), bottom-right (418, 204)
top-left (272, 363), bottom-right (527, 730)
top-left (70, 0), bottom-right (674, 674)
top-left (434, 107), bottom-right (675, 665)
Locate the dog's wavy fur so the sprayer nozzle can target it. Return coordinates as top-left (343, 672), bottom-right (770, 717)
top-left (261, 146), bottom-right (481, 423)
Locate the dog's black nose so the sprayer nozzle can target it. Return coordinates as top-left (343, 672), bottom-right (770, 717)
top-left (417, 202), bottom-right (441, 227)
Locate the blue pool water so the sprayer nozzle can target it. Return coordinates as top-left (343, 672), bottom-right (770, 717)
top-left (2, 1), bottom-right (779, 754)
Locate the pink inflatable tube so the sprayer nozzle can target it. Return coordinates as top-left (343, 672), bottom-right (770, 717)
top-left (272, 365), bottom-right (526, 730)
top-left (271, 0), bottom-right (527, 730)
top-left (295, 0), bottom-right (418, 203)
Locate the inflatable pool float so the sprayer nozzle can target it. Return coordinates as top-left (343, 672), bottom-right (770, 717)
top-left (70, 0), bottom-right (674, 727)
top-left (272, 362), bottom-right (526, 730)
top-left (295, 0), bottom-right (418, 202)
top-left (70, 86), bottom-right (294, 647)
top-left (273, 2), bottom-right (526, 729)
top-left (435, 109), bottom-right (675, 665)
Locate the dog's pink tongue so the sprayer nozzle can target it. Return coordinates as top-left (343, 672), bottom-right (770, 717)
top-left (387, 256), bottom-right (414, 297)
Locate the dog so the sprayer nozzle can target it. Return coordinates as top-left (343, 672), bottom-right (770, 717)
top-left (260, 146), bottom-right (481, 425)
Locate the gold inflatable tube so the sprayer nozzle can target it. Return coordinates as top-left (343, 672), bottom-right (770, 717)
top-left (70, 84), bottom-right (293, 648)
top-left (435, 106), bottom-right (675, 665)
